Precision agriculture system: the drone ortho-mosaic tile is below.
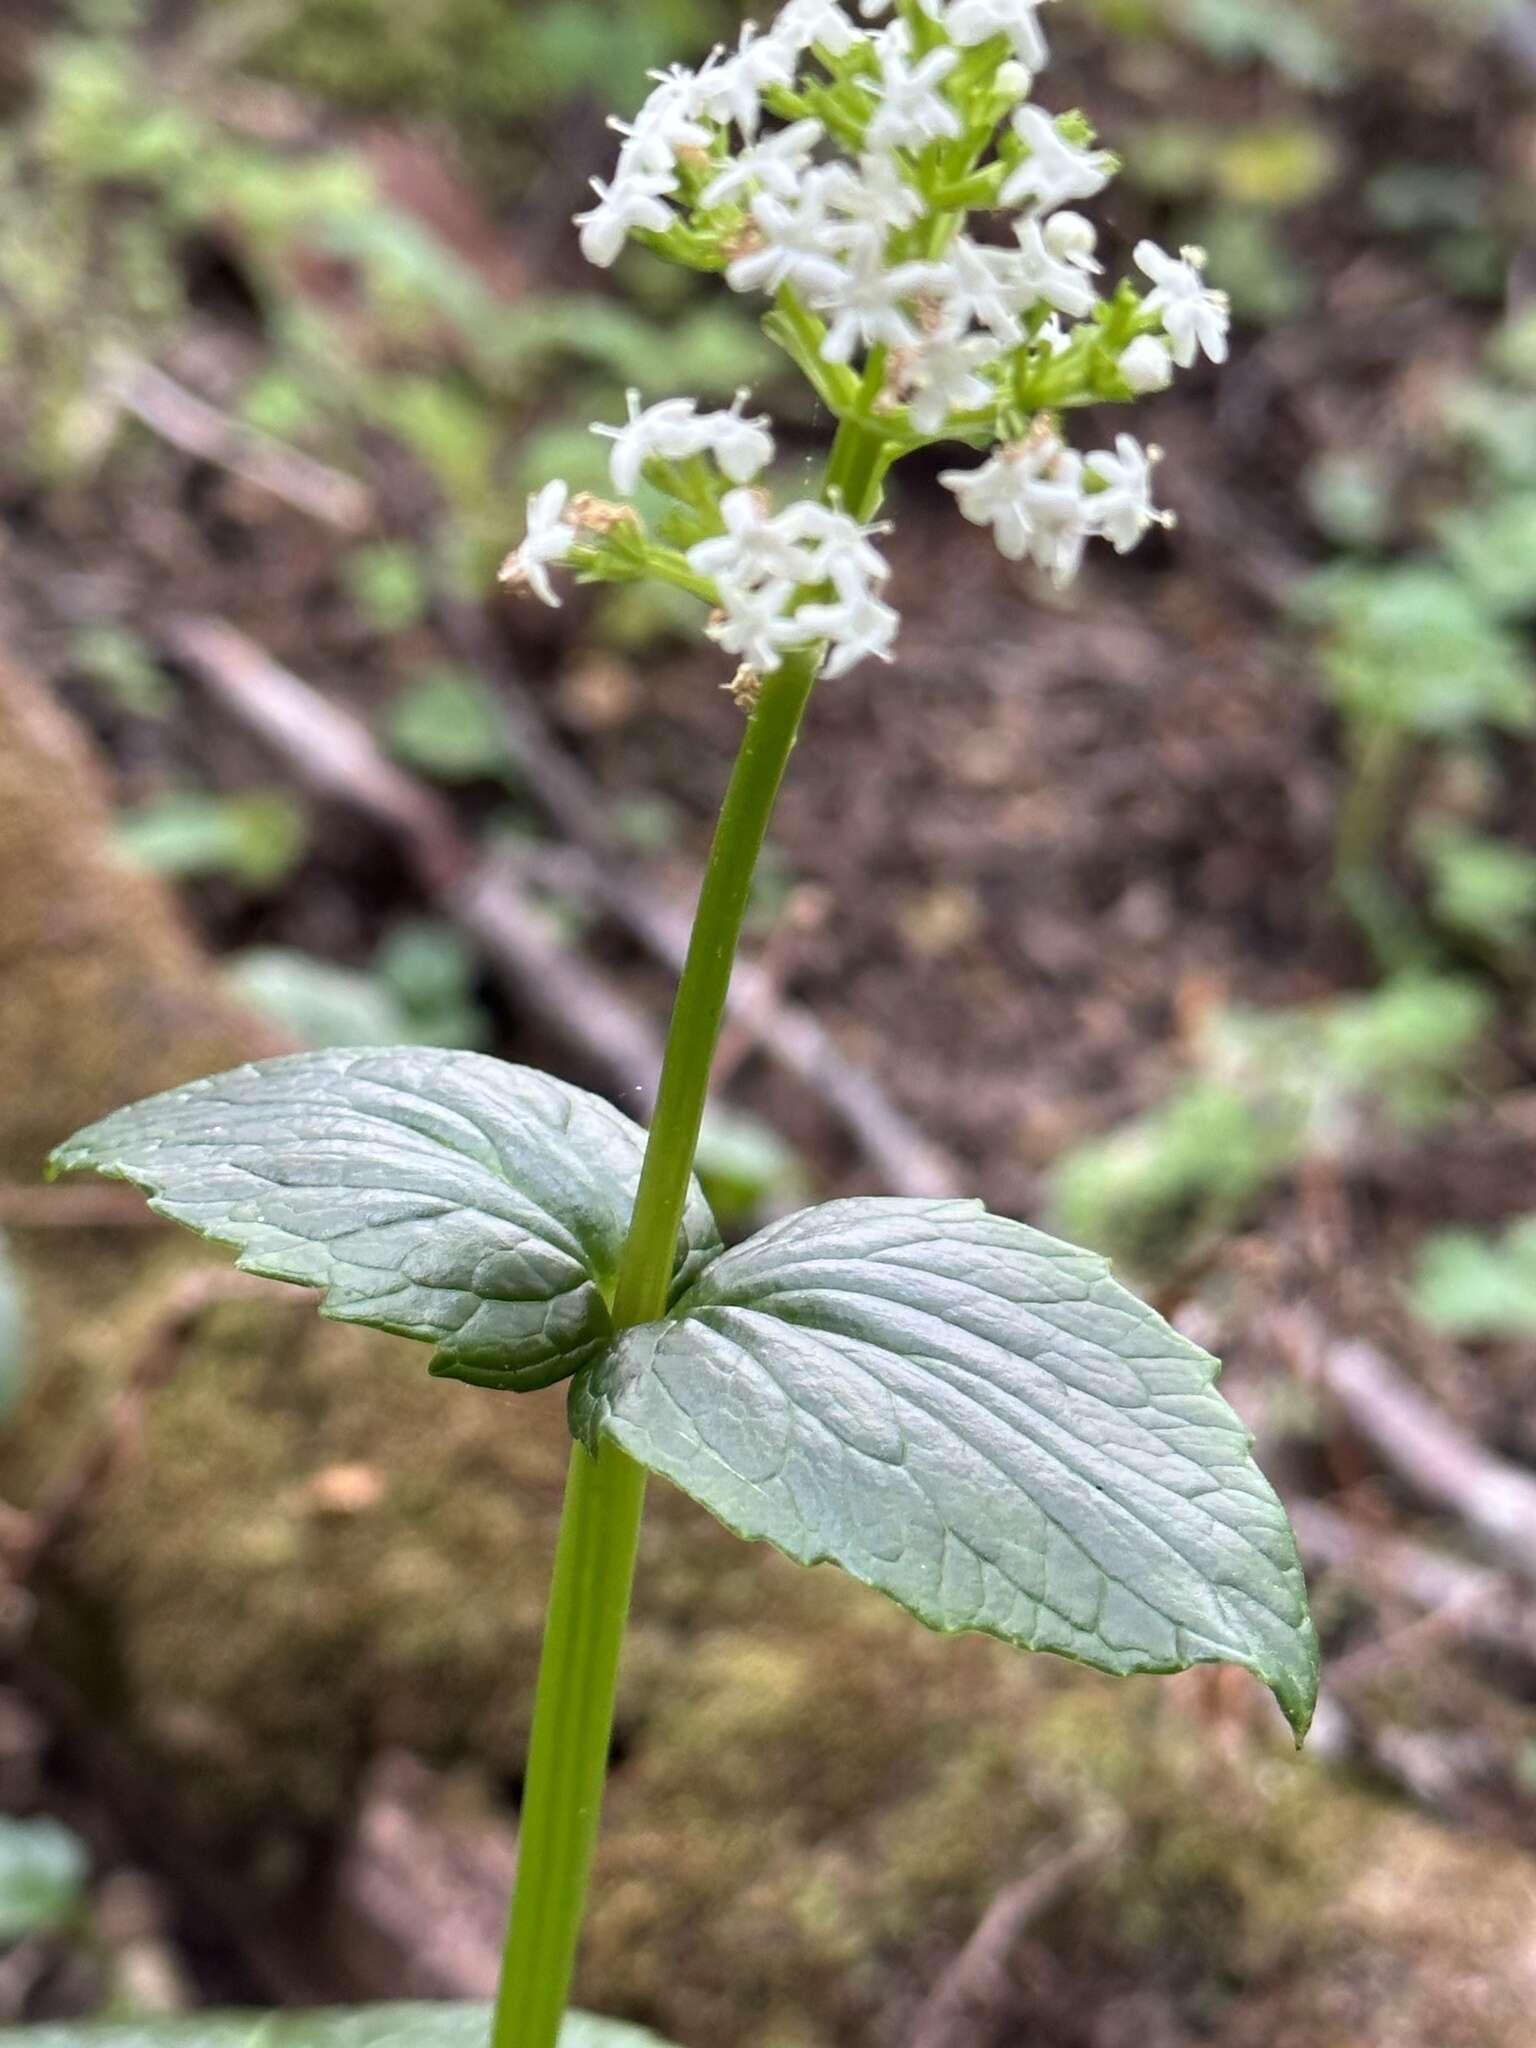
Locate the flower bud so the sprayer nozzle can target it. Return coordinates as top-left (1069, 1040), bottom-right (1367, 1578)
top-left (1119, 334), bottom-right (1175, 394)
top-left (1043, 211), bottom-right (1098, 265)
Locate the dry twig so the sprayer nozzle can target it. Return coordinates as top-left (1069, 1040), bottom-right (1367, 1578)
top-left (105, 359), bottom-right (372, 532)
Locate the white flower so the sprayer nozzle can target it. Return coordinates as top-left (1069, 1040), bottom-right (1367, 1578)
top-left (940, 434), bottom-right (1091, 585)
top-left (1119, 334), bottom-right (1174, 393)
top-left (809, 243), bottom-right (948, 365)
top-left (700, 392), bottom-right (776, 482)
top-left (1085, 434), bottom-right (1170, 553)
top-left (699, 24), bottom-right (796, 138)
top-left (946, 0), bottom-right (1055, 71)
top-left (900, 316), bottom-right (1003, 434)
top-left (726, 181), bottom-right (847, 300)
top-left (609, 70), bottom-right (714, 177)
top-left (820, 154), bottom-right (924, 255)
top-left (799, 574), bottom-right (901, 677)
top-left (776, 501), bottom-right (890, 583)
top-left (864, 40), bottom-right (962, 154)
top-left (702, 119), bottom-right (823, 207)
top-left (592, 392), bottom-right (702, 494)
top-left (689, 488), bottom-right (811, 588)
top-left (500, 481), bottom-right (578, 607)
top-left (933, 235), bottom-right (1027, 344)
top-left (1135, 240), bottom-right (1231, 367)
top-left (1002, 106), bottom-right (1115, 213)
top-left (709, 580), bottom-right (817, 673)
top-left (1043, 210), bottom-right (1101, 274)
top-left (1011, 217), bottom-right (1098, 318)
top-left (576, 169), bottom-right (676, 269)
top-left (773, 0), bottom-right (868, 57)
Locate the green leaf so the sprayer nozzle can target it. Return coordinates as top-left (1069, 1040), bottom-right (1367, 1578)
top-left (50, 1051), bottom-right (718, 1393)
top-left (0, 2008), bottom-right (674, 2048)
top-left (115, 791), bottom-right (307, 891)
top-left (0, 1815), bottom-right (88, 1941)
top-left (1412, 1218), bottom-right (1536, 1340)
top-left (573, 1197), bottom-right (1318, 1739)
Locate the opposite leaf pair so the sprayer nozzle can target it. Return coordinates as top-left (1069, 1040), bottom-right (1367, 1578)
top-left (52, 1048), bottom-right (1318, 1737)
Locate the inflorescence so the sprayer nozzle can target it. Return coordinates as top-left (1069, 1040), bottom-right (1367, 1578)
top-left (500, 0), bottom-right (1230, 688)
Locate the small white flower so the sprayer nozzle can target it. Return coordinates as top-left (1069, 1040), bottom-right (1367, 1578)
top-left (500, 481), bottom-right (578, 608)
top-left (1085, 434), bottom-right (1170, 553)
top-left (946, 0), bottom-right (1055, 72)
top-left (702, 119), bottom-right (824, 208)
top-left (1011, 217), bottom-right (1098, 318)
top-left (700, 392), bottom-right (776, 483)
top-left (1043, 210), bottom-right (1101, 274)
top-left (726, 182), bottom-right (847, 300)
top-left (820, 154), bottom-right (925, 255)
top-left (1002, 106), bottom-right (1115, 214)
top-left (609, 71), bottom-right (714, 177)
top-left (901, 316), bottom-right (1003, 435)
top-left (933, 235), bottom-right (1028, 344)
top-left (776, 502), bottom-right (891, 584)
top-left (576, 169), bottom-right (676, 269)
top-left (709, 579), bottom-right (817, 673)
top-left (799, 574), bottom-right (902, 677)
top-left (591, 392), bottom-right (703, 495)
top-left (689, 488), bottom-right (811, 588)
top-left (1135, 240), bottom-right (1231, 368)
top-left (1120, 334), bottom-right (1174, 393)
top-left (864, 40), bottom-right (962, 154)
top-left (809, 243), bottom-right (948, 365)
top-left (940, 434), bottom-right (1091, 586)
top-left (699, 24), bottom-right (796, 138)
top-left (773, 0), bottom-right (868, 57)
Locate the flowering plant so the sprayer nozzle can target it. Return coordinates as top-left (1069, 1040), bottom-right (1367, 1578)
top-left (53, 7), bottom-right (1313, 2047)
top-left (504, 0), bottom-right (1232, 677)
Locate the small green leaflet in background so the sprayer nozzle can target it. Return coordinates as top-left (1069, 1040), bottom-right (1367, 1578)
top-left (1412, 1217), bottom-right (1536, 1340)
top-left (574, 1197), bottom-right (1319, 1739)
top-left (49, 1051), bottom-right (719, 1393)
top-left (115, 792), bottom-right (307, 892)
top-left (0, 1815), bottom-right (88, 1942)
top-left (0, 1232), bottom-right (27, 1423)
top-left (0, 2008), bottom-right (673, 2048)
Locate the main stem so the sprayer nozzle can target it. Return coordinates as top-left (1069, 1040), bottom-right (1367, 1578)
top-left (490, 421), bottom-right (887, 2048)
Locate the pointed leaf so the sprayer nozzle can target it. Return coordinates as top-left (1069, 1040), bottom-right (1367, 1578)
top-left (0, 2008), bottom-right (675, 2048)
top-left (51, 1050), bottom-right (718, 1392)
top-left (574, 1198), bottom-right (1318, 1736)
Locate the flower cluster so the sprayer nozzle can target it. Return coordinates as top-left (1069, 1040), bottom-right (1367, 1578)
top-left (501, 0), bottom-right (1230, 687)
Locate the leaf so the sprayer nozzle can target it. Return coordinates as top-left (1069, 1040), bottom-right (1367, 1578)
top-left (51, 1051), bottom-right (718, 1394)
top-left (0, 1815), bottom-right (88, 1941)
top-left (115, 791), bottom-right (308, 891)
top-left (0, 2008), bottom-right (674, 2048)
top-left (1412, 1218), bottom-right (1536, 1340)
top-left (574, 1198), bottom-right (1318, 1739)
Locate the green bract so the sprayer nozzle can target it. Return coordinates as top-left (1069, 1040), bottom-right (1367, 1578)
top-left (574, 1196), bottom-right (1317, 1739)
top-left (0, 2010), bottom-right (672, 2048)
top-left (55, 1053), bottom-right (1317, 1733)
top-left (49, 1050), bottom-right (720, 1393)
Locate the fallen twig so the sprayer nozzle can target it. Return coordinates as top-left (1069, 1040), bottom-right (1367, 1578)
top-left (104, 358), bottom-right (372, 532)
top-left (907, 1831), bottom-right (1118, 2048)
top-left (0, 1185), bottom-right (163, 1230)
top-left (160, 616), bottom-right (665, 1101)
top-left (1294, 1500), bottom-right (1536, 1678)
top-left (1288, 1313), bottom-right (1536, 1587)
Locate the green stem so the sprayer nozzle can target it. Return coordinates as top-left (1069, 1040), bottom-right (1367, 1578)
top-left (489, 412), bottom-right (890, 2048)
